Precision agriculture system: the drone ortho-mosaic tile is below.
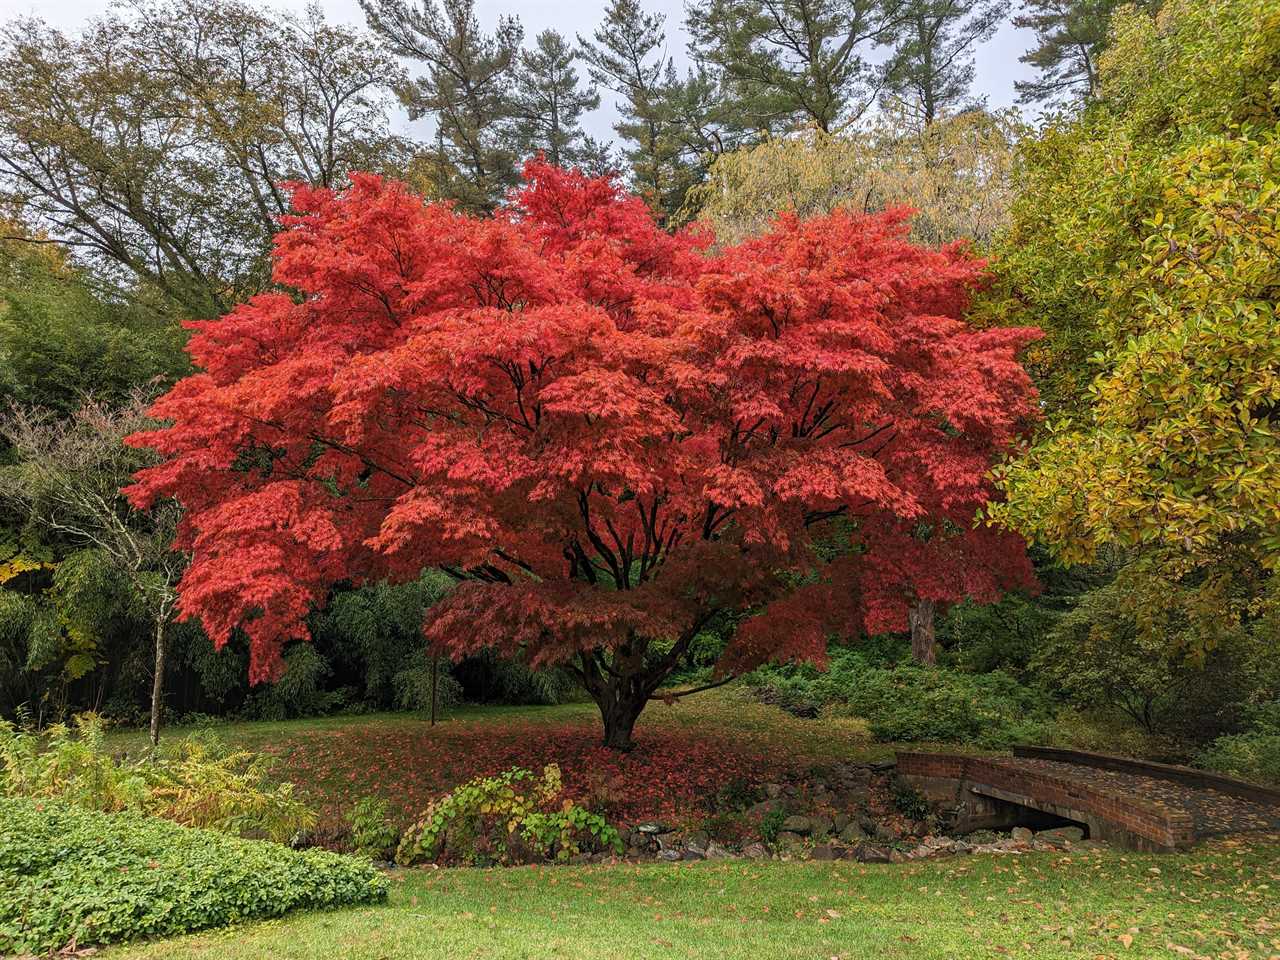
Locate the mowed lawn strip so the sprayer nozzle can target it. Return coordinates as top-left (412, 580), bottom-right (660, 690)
top-left (106, 839), bottom-right (1279, 960)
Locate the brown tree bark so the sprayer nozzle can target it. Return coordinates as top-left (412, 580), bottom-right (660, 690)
top-left (909, 598), bottom-right (937, 666)
top-left (149, 617), bottom-right (167, 748)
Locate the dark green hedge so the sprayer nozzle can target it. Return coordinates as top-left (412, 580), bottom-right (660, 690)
top-left (0, 796), bottom-right (388, 954)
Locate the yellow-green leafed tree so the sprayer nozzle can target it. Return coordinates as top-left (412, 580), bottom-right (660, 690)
top-left (686, 107), bottom-right (1023, 247)
top-left (984, 0), bottom-right (1280, 578)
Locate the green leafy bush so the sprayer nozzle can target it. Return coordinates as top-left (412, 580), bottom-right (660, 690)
top-left (450, 648), bottom-right (579, 706)
top-left (1196, 701), bottom-right (1280, 785)
top-left (1197, 732), bottom-right (1280, 786)
top-left (0, 796), bottom-right (386, 955)
top-left (1032, 567), bottom-right (1275, 745)
top-left (348, 796), bottom-right (400, 860)
top-left (0, 714), bottom-right (315, 841)
top-left (890, 779), bottom-right (931, 821)
top-left (396, 764), bottom-right (622, 866)
top-left (392, 647), bottom-right (464, 712)
top-left (747, 648), bottom-right (1054, 747)
top-left (242, 643), bottom-right (347, 720)
top-left (758, 807), bottom-right (787, 845)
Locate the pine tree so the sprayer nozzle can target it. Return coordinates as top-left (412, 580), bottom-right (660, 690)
top-left (578, 0), bottom-right (685, 217)
top-left (686, 0), bottom-right (910, 133)
top-left (1013, 0), bottom-right (1138, 107)
top-left (510, 30), bottom-right (600, 168)
top-left (360, 0), bottom-right (522, 210)
top-left (883, 0), bottom-right (1009, 125)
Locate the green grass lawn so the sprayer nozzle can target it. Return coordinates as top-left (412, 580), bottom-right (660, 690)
top-left (97, 690), bottom-right (1280, 958)
top-left (105, 839), bottom-right (1279, 959)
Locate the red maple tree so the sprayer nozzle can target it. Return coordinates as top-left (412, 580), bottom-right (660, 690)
top-left (126, 162), bottom-right (1040, 750)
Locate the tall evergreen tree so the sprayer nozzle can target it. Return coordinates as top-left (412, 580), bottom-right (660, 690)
top-left (686, 0), bottom-right (909, 133)
top-left (1013, 0), bottom-right (1136, 107)
top-left (510, 30), bottom-right (600, 168)
top-left (361, 0), bottom-right (522, 210)
top-left (883, 0), bottom-right (1009, 125)
top-left (578, 0), bottom-right (686, 217)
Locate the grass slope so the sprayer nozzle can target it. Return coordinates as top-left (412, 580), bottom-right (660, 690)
top-left (109, 687), bottom-right (960, 827)
top-left (107, 839), bottom-right (1279, 959)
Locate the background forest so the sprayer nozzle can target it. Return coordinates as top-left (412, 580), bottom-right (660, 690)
top-left (0, 0), bottom-right (1276, 782)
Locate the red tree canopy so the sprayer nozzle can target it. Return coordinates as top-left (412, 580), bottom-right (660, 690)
top-left (126, 161), bottom-right (1040, 692)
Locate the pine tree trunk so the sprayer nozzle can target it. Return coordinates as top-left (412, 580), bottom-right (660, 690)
top-left (909, 598), bottom-right (937, 666)
top-left (149, 616), bottom-right (167, 748)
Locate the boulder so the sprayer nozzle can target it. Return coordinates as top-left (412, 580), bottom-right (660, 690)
top-left (782, 815), bottom-right (813, 835)
top-left (869, 759), bottom-right (896, 772)
top-left (685, 831), bottom-right (710, 854)
top-left (656, 832), bottom-right (682, 852)
top-left (682, 847), bottom-right (706, 861)
top-left (747, 799), bottom-right (784, 818)
top-left (637, 822), bottom-right (668, 835)
top-left (832, 814), bottom-right (851, 833)
top-left (810, 816), bottom-right (835, 839)
top-left (810, 843), bottom-right (838, 861)
top-left (852, 842), bottom-right (892, 863)
top-left (764, 783), bottom-right (784, 799)
top-left (704, 841), bottom-right (734, 860)
top-left (838, 822), bottom-right (867, 844)
top-left (972, 839), bottom-right (1022, 855)
top-left (873, 822), bottom-right (901, 843)
top-left (657, 848), bottom-right (683, 862)
top-left (908, 837), bottom-right (956, 859)
top-left (741, 842), bottom-right (771, 859)
top-left (775, 832), bottom-right (808, 858)
top-left (1037, 826), bottom-right (1084, 843)
top-left (1011, 827), bottom-right (1034, 844)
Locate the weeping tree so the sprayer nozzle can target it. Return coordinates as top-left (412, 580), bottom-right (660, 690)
top-left (0, 391), bottom-right (182, 745)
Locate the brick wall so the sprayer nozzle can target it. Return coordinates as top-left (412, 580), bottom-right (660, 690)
top-left (896, 752), bottom-right (1196, 850)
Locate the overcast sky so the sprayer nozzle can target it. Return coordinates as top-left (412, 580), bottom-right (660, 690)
top-left (0, 0), bottom-right (1039, 143)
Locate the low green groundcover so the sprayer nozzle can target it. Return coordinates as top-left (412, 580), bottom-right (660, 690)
top-left (0, 796), bottom-right (388, 954)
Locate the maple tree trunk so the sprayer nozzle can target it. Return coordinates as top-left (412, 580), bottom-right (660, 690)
top-left (149, 616), bottom-right (167, 748)
top-left (577, 651), bottom-right (651, 751)
top-left (598, 690), bottom-right (647, 752)
top-left (909, 598), bottom-right (937, 666)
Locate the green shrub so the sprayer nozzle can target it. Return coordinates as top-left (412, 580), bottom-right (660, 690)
top-left (396, 765), bottom-right (621, 866)
top-left (348, 796), bottom-right (400, 860)
top-left (0, 796), bottom-right (386, 954)
top-left (1032, 568), bottom-right (1274, 745)
top-left (450, 648), bottom-right (579, 705)
top-left (758, 807), bottom-right (787, 845)
top-left (890, 779), bottom-right (931, 820)
top-left (1197, 732), bottom-right (1280, 785)
top-left (0, 714), bottom-right (315, 841)
top-left (242, 643), bottom-right (347, 720)
top-left (392, 647), bottom-right (464, 712)
top-left (747, 648), bottom-right (1054, 747)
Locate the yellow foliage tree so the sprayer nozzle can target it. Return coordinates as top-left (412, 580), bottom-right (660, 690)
top-left (686, 107), bottom-right (1023, 247)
